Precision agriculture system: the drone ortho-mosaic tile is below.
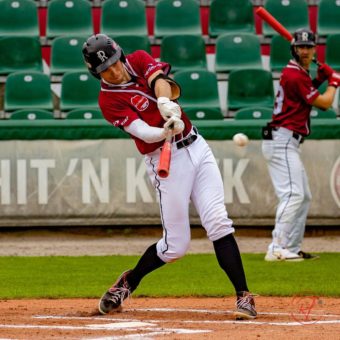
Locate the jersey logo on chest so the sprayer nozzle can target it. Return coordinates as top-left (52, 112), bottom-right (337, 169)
top-left (131, 95), bottom-right (149, 111)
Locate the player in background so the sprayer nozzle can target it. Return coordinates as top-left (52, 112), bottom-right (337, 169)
top-left (82, 34), bottom-right (257, 320)
top-left (262, 28), bottom-right (339, 261)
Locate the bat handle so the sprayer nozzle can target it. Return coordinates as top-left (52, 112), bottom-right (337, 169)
top-left (165, 128), bottom-right (173, 142)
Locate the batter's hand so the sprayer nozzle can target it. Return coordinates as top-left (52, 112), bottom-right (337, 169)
top-left (328, 72), bottom-right (340, 88)
top-left (316, 63), bottom-right (335, 84)
top-left (163, 116), bottom-right (184, 136)
top-left (157, 97), bottom-right (182, 121)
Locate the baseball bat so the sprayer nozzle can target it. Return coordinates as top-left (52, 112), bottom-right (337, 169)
top-left (157, 131), bottom-right (172, 178)
top-left (255, 7), bottom-right (320, 66)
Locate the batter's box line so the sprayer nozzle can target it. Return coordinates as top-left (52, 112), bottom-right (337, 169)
top-left (32, 315), bottom-right (340, 327)
top-left (34, 307), bottom-right (340, 319)
top-left (129, 308), bottom-right (340, 318)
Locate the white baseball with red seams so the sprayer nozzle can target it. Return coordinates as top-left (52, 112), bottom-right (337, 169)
top-left (233, 133), bottom-right (249, 147)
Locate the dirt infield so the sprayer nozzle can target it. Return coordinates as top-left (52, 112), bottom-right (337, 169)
top-left (1, 228), bottom-right (340, 339)
top-left (1, 297), bottom-right (340, 339)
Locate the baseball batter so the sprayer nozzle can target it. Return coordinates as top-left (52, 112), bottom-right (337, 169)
top-left (82, 34), bottom-right (256, 319)
top-left (262, 28), bottom-right (339, 261)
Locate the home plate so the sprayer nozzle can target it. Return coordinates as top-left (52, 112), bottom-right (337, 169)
top-left (87, 322), bottom-right (155, 330)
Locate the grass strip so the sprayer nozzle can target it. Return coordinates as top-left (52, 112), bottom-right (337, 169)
top-left (0, 253), bottom-right (339, 299)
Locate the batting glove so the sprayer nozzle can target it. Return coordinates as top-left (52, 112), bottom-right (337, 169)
top-left (163, 116), bottom-right (184, 136)
top-left (157, 97), bottom-right (182, 121)
top-left (328, 72), bottom-right (340, 88)
top-left (313, 63), bottom-right (335, 87)
top-left (319, 63), bottom-right (335, 79)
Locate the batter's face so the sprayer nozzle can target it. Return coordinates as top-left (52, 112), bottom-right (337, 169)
top-left (295, 45), bottom-right (316, 69)
top-left (100, 61), bottom-right (131, 84)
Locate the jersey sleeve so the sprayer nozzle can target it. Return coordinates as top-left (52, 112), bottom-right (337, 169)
top-left (130, 50), bottom-right (171, 79)
top-left (295, 73), bottom-right (320, 105)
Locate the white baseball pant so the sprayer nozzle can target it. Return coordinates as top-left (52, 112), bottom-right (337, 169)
top-left (262, 127), bottom-right (312, 254)
top-left (145, 131), bottom-right (235, 263)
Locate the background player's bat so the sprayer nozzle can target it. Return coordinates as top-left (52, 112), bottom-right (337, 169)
top-left (255, 7), bottom-right (320, 66)
top-left (157, 130), bottom-right (172, 178)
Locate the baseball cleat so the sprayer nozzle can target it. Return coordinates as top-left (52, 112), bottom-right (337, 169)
top-left (234, 291), bottom-right (257, 320)
top-left (298, 251), bottom-right (319, 260)
top-left (98, 269), bottom-right (133, 314)
top-left (264, 248), bottom-right (304, 262)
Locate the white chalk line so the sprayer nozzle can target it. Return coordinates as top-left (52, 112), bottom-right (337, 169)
top-left (130, 307), bottom-right (340, 318)
top-left (83, 328), bottom-right (211, 340)
top-left (2, 307), bottom-right (340, 340)
top-left (0, 322), bottom-right (151, 331)
top-left (0, 323), bottom-right (210, 339)
top-left (32, 309), bottom-right (340, 326)
top-left (32, 316), bottom-right (340, 327)
top-left (34, 306), bottom-right (340, 319)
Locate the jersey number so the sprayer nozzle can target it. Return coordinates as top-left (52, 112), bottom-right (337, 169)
top-left (273, 85), bottom-right (284, 115)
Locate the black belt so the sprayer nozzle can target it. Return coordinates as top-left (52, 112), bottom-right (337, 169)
top-left (176, 126), bottom-right (198, 149)
top-left (262, 126), bottom-right (304, 143)
top-left (272, 127), bottom-right (304, 143)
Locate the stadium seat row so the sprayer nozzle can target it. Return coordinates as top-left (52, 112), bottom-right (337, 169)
top-left (1, 69), bottom-right (339, 119)
top-left (1, 0), bottom-right (340, 41)
top-left (1, 33), bottom-right (340, 81)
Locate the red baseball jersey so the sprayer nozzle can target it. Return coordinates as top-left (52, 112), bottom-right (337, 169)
top-left (270, 60), bottom-right (320, 136)
top-left (98, 50), bottom-right (192, 154)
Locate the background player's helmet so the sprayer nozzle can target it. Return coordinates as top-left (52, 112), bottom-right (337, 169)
top-left (82, 34), bottom-right (126, 79)
top-left (290, 28), bottom-right (316, 62)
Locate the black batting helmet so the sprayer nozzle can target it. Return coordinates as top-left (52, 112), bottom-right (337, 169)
top-left (290, 28), bottom-right (316, 61)
top-left (82, 34), bottom-right (125, 79)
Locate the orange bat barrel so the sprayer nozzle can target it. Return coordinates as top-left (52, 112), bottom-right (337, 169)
top-left (256, 7), bottom-right (293, 41)
top-left (157, 140), bottom-right (172, 178)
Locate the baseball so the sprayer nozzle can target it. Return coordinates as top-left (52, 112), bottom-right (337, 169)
top-left (233, 133), bottom-right (249, 147)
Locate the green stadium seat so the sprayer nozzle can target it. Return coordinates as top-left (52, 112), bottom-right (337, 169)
top-left (160, 35), bottom-right (207, 73)
top-left (50, 36), bottom-right (88, 79)
top-left (9, 109), bottom-right (54, 120)
top-left (269, 35), bottom-right (291, 73)
top-left (317, 0), bottom-right (340, 37)
top-left (325, 34), bottom-right (340, 72)
top-left (173, 70), bottom-right (220, 111)
top-left (4, 71), bottom-right (53, 112)
top-left (154, 0), bottom-right (201, 39)
top-left (234, 106), bottom-right (273, 120)
top-left (60, 71), bottom-right (101, 111)
top-left (0, 37), bottom-right (43, 76)
top-left (310, 107), bottom-right (337, 119)
top-left (209, 0), bottom-right (254, 38)
top-left (66, 108), bottom-right (103, 119)
top-left (215, 33), bottom-right (262, 75)
top-left (262, 0), bottom-right (309, 38)
top-left (0, 0), bottom-right (39, 37)
top-left (183, 107), bottom-right (224, 120)
top-left (101, 0), bottom-right (147, 37)
top-left (113, 35), bottom-right (151, 55)
top-left (227, 69), bottom-right (274, 112)
top-left (46, 0), bottom-right (93, 39)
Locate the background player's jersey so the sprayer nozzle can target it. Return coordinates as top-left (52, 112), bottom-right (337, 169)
top-left (98, 50), bottom-right (192, 154)
top-left (270, 60), bottom-right (320, 136)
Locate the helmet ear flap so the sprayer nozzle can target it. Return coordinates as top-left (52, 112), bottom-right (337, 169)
top-left (120, 50), bottom-right (126, 63)
top-left (90, 69), bottom-right (101, 80)
top-left (290, 40), bottom-right (299, 62)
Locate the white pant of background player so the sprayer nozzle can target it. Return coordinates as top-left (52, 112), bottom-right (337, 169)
top-left (262, 127), bottom-right (312, 258)
top-left (145, 132), bottom-right (235, 263)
